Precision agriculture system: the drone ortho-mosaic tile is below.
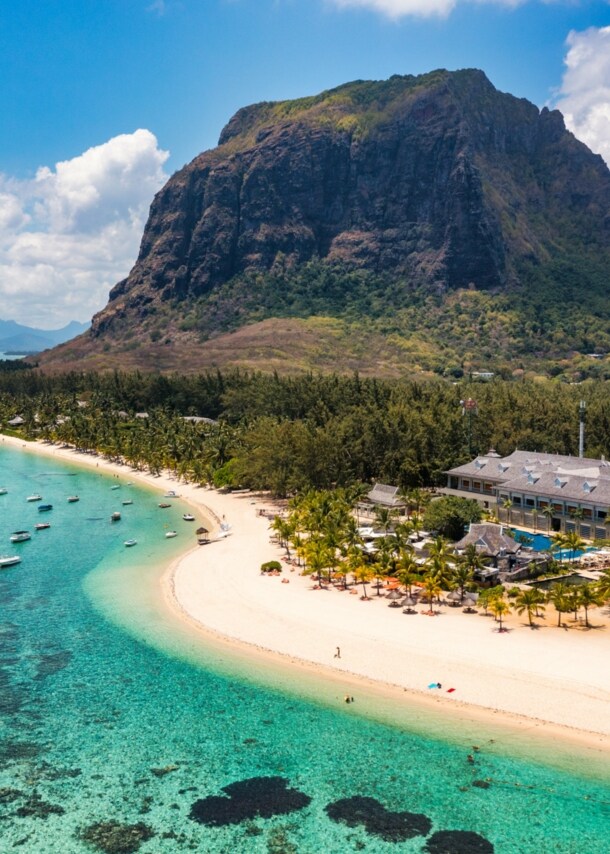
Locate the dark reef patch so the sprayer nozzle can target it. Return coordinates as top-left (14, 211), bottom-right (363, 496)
top-left (424, 830), bottom-right (495, 853)
top-left (190, 776), bottom-right (311, 826)
top-left (79, 820), bottom-right (155, 853)
top-left (34, 650), bottom-right (73, 680)
top-left (15, 794), bottom-right (65, 819)
top-left (325, 796), bottom-right (432, 842)
top-left (0, 787), bottom-right (24, 803)
top-left (150, 764), bottom-right (179, 777)
top-left (0, 741), bottom-right (43, 763)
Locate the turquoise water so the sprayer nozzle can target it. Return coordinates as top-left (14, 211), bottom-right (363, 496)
top-left (1, 446), bottom-right (609, 853)
top-left (511, 528), bottom-right (593, 560)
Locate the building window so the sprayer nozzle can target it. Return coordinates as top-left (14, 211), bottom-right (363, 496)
top-left (525, 498), bottom-right (535, 507)
top-left (513, 496), bottom-right (522, 505)
top-left (462, 480), bottom-right (470, 489)
top-left (583, 508), bottom-right (592, 519)
top-left (597, 510), bottom-right (607, 520)
top-left (552, 503), bottom-right (563, 513)
top-left (473, 481), bottom-right (481, 490)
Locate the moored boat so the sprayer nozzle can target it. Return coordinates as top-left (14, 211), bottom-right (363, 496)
top-left (124, 539), bottom-right (137, 547)
top-left (35, 522), bottom-right (51, 530)
top-left (0, 488), bottom-right (8, 495)
top-left (10, 530), bottom-right (31, 543)
top-left (38, 504), bottom-right (53, 512)
top-left (27, 494), bottom-right (42, 502)
top-left (164, 490), bottom-right (178, 498)
top-left (111, 512), bottom-right (121, 522)
top-left (110, 485), bottom-right (121, 490)
top-left (165, 531), bottom-right (177, 538)
top-left (0, 555), bottom-right (21, 568)
top-left (67, 496), bottom-right (80, 503)
top-left (158, 503), bottom-right (171, 509)
top-left (122, 499), bottom-right (133, 505)
top-left (183, 513), bottom-right (195, 521)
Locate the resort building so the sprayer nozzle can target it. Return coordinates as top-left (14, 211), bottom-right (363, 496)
top-left (363, 483), bottom-right (406, 513)
top-left (444, 450), bottom-right (610, 540)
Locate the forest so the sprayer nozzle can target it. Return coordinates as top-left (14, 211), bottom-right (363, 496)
top-left (1, 367), bottom-right (609, 496)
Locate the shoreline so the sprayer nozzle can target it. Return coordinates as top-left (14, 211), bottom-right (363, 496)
top-left (2, 434), bottom-right (609, 767)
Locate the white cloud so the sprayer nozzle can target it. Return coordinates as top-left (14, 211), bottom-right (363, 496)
top-left (0, 130), bottom-right (169, 328)
top-left (554, 26), bottom-right (610, 168)
top-left (327, 0), bottom-right (530, 20)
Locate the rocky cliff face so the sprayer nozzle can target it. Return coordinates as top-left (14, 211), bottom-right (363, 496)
top-left (43, 69), bottom-right (610, 372)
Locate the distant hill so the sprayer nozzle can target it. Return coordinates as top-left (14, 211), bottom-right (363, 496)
top-left (38, 69), bottom-right (610, 378)
top-left (0, 320), bottom-right (89, 354)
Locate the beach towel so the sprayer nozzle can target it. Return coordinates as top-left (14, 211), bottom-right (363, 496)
top-left (427, 683), bottom-right (438, 689)
top-left (447, 688), bottom-right (456, 693)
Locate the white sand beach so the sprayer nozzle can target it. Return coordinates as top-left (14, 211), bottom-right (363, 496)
top-left (3, 434), bottom-right (609, 752)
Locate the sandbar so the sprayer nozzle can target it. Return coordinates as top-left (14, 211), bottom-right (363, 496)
top-left (2, 434), bottom-right (609, 764)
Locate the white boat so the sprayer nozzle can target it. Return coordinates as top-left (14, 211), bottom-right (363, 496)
top-left (10, 531), bottom-right (31, 543)
top-left (0, 555), bottom-right (21, 568)
top-left (124, 539), bottom-right (137, 547)
top-left (165, 490), bottom-right (178, 498)
top-left (0, 488), bottom-right (7, 495)
top-left (183, 514), bottom-right (195, 521)
top-left (111, 512), bottom-right (121, 522)
top-left (110, 485), bottom-right (120, 490)
top-left (165, 531), bottom-right (177, 538)
top-left (122, 500), bottom-right (133, 505)
top-left (35, 523), bottom-right (50, 530)
top-left (67, 496), bottom-right (80, 503)
top-left (27, 494), bottom-right (42, 502)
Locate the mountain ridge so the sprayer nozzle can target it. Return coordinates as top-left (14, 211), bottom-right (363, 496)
top-left (37, 69), bottom-right (610, 378)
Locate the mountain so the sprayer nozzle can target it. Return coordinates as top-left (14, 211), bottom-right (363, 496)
top-left (0, 320), bottom-right (90, 354)
top-left (38, 69), bottom-right (610, 378)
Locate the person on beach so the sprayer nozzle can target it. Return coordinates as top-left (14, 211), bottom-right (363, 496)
top-left (335, 647), bottom-right (341, 658)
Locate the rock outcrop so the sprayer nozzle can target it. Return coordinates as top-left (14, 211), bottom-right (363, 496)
top-left (40, 69), bottom-right (610, 373)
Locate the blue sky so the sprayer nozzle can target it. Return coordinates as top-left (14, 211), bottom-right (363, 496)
top-left (1, 0), bottom-right (609, 327)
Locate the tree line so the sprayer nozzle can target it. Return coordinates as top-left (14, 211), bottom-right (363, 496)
top-left (1, 368), bottom-right (609, 494)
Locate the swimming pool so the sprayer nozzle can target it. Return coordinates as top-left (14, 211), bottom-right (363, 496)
top-left (510, 528), bottom-right (593, 560)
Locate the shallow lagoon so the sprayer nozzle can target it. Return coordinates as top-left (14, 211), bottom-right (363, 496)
top-left (1, 445), bottom-right (609, 853)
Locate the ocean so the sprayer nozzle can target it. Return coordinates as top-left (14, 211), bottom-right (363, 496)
top-left (0, 443), bottom-right (608, 853)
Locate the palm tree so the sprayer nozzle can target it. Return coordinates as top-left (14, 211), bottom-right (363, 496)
top-left (489, 597), bottom-right (511, 632)
top-left (514, 588), bottom-right (546, 627)
top-left (302, 539), bottom-right (331, 586)
top-left (374, 506), bottom-right (398, 535)
top-left (396, 551), bottom-right (422, 596)
top-left (541, 505), bottom-right (554, 533)
top-left (578, 585), bottom-right (602, 628)
top-left (502, 498), bottom-right (513, 525)
top-left (354, 564), bottom-right (374, 599)
top-left (566, 587), bottom-right (581, 622)
top-left (451, 563), bottom-right (475, 603)
top-left (550, 531), bottom-right (569, 561)
top-left (595, 568), bottom-right (610, 603)
top-left (547, 582), bottom-right (570, 628)
top-left (563, 531), bottom-right (586, 563)
top-left (531, 508), bottom-right (539, 533)
top-left (569, 507), bottom-right (584, 536)
top-left (421, 574), bottom-right (443, 613)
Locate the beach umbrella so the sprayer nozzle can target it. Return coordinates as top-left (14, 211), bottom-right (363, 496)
top-left (401, 596), bottom-right (417, 607)
top-left (447, 591), bottom-right (461, 601)
top-left (196, 527), bottom-right (209, 535)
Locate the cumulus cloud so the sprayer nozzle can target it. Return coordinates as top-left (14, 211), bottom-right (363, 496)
top-left (328, 0), bottom-right (529, 20)
top-left (554, 26), bottom-right (610, 168)
top-left (0, 130), bottom-right (169, 328)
